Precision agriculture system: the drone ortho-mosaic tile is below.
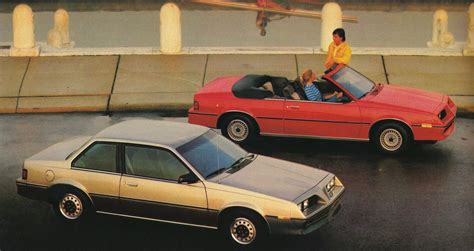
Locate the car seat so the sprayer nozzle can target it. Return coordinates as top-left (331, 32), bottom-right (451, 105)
top-left (283, 85), bottom-right (301, 100)
top-left (129, 148), bottom-right (164, 178)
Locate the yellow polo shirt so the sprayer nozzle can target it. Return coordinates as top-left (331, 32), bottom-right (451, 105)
top-left (326, 42), bottom-right (352, 66)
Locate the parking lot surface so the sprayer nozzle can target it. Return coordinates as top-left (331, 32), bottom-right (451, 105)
top-left (0, 112), bottom-right (473, 250)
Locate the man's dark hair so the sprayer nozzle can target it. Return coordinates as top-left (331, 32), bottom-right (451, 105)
top-left (332, 28), bottom-right (346, 42)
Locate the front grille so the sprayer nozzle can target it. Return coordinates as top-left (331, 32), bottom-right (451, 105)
top-left (304, 191), bottom-right (344, 228)
top-left (438, 109), bottom-right (447, 120)
top-left (304, 206), bottom-right (331, 228)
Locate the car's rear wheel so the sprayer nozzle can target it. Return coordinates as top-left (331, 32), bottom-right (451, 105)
top-left (221, 210), bottom-right (267, 247)
top-left (52, 189), bottom-right (91, 223)
top-left (221, 115), bottom-right (258, 144)
top-left (373, 123), bottom-right (411, 154)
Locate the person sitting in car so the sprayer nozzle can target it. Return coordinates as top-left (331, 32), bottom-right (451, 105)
top-left (300, 69), bottom-right (343, 102)
top-left (291, 73), bottom-right (309, 100)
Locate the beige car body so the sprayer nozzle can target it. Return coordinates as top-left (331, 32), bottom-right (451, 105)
top-left (17, 120), bottom-right (344, 236)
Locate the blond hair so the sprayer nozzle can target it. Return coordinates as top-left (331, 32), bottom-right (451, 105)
top-left (301, 69), bottom-right (313, 85)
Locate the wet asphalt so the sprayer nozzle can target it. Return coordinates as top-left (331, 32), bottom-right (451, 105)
top-left (0, 112), bottom-right (473, 251)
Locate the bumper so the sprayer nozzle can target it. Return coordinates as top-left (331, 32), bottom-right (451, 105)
top-left (188, 108), bottom-right (219, 129)
top-left (413, 118), bottom-right (455, 141)
top-left (16, 179), bottom-right (48, 201)
top-left (267, 188), bottom-right (345, 235)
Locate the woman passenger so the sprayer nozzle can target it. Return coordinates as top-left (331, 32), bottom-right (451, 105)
top-left (300, 69), bottom-right (343, 102)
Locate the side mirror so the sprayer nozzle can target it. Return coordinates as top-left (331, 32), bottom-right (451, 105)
top-left (340, 96), bottom-right (351, 103)
top-left (178, 173), bottom-right (199, 184)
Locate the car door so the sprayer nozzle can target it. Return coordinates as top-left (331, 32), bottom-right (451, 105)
top-left (233, 98), bottom-right (285, 135)
top-left (70, 141), bottom-right (121, 213)
top-left (119, 144), bottom-right (211, 226)
top-left (283, 99), bottom-right (363, 139)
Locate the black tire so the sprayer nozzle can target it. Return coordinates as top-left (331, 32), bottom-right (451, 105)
top-left (221, 115), bottom-right (258, 144)
top-left (372, 122), bottom-right (411, 154)
top-left (52, 188), bottom-right (92, 223)
top-left (220, 210), bottom-right (268, 248)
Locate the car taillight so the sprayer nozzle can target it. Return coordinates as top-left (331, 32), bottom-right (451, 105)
top-left (194, 101), bottom-right (199, 110)
top-left (22, 168), bottom-right (28, 180)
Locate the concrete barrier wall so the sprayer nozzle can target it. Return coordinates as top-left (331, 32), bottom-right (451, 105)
top-left (110, 55), bottom-right (206, 110)
top-left (0, 54), bottom-right (472, 113)
top-left (17, 56), bottom-right (117, 112)
top-left (0, 57), bottom-right (29, 113)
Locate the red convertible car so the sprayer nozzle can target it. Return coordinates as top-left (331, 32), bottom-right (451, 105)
top-left (188, 65), bottom-right (456, 154)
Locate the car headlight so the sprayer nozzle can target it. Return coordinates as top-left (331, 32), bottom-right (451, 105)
top-left (438, 109), bottom-right (447, 120)
top-left (326, 177), bottom-right (336, 192)
top-left (299, 196), bottom-right (320, 212)
top-left (300, 199), bottom-right (309, 211)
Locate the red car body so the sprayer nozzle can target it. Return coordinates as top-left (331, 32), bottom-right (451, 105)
top-left (188, 66), bottom-right (456, 152)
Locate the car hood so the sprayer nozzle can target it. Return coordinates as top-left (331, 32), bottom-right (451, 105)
top-left (368, 84), bottom-right (444, 113)
top-left (216, 155), bottom-right (330, 202)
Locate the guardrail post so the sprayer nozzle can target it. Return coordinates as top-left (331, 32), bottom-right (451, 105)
top-left (10, 4), bottom-right (40, 56)
top-left (463, 3), bottom-right (474, 55)
top-left (48, 9), bottom-right (72, 48)
top-left (160, 3), bottom-right (182, 54)
top-left (428, 9), bottom-right (455, 48)
top-left (321, 2), bottom-right (342, 52)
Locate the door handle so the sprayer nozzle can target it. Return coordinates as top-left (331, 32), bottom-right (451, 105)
top-left (286, 105), bottom-right (300, 109)
top-left (126, 182), bottom-right (138, 187)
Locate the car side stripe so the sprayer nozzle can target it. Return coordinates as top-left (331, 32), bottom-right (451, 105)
top-left (255, 116), bottom-right (283, 120)
top-left (96, 211), bottom-right (218, 229)
top-left (188, 112), bottom-right (218, 116)
top-left (256, 116), bottom-right (370, 125)
top-left (411, 124), bottom-right (450, 129)
top-left (90, 193), bottom-right (218, 212)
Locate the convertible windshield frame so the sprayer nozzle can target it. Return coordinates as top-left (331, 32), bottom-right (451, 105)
top-left (176, 130), bottom-right (249, 179)
top-left (324, 66), bottom-right (376, 100)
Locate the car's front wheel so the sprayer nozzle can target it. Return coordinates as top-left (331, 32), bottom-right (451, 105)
top-left (373, 123), bottom-right (411, 154)
top-left (52, 189), bottom-right (91, 223)
top-left (221, 210), bottom-right (267, 247)
top-left (221, 115), bottom-right (258, 144)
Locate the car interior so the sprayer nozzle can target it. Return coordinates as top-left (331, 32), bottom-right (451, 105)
top-left (233, 74), bottom-right (347, 103)
top-left (274, 77), bottom-right (345, 102)
top-left (73, 143), bottom-right (117, 173)
top-left (125, 146), bottom-right (189, 181)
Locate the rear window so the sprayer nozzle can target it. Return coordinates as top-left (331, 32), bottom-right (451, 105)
top-left (72, 142), bottom-right (118, 173)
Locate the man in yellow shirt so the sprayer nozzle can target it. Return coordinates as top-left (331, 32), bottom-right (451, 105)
top-left (324, 28), bottom-right (352, 69)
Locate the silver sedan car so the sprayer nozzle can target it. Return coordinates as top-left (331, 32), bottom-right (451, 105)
top-left (17, 119), bottom-right (344, 247)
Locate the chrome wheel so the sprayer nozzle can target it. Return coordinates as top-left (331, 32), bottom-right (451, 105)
top-left (59, 193), bottom-right (83, 220)
top-left (380, 128), bottom-right (403, 152)
top-left (227, 119), bottom-right (249, 142)
top-left (230, 217), bottom-right (256, 245)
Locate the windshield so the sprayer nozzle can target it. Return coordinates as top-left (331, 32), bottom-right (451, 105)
top-left (330, 67), bottom-right (375, 99)
top-left (176, 130), bottom-right (248, 179)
